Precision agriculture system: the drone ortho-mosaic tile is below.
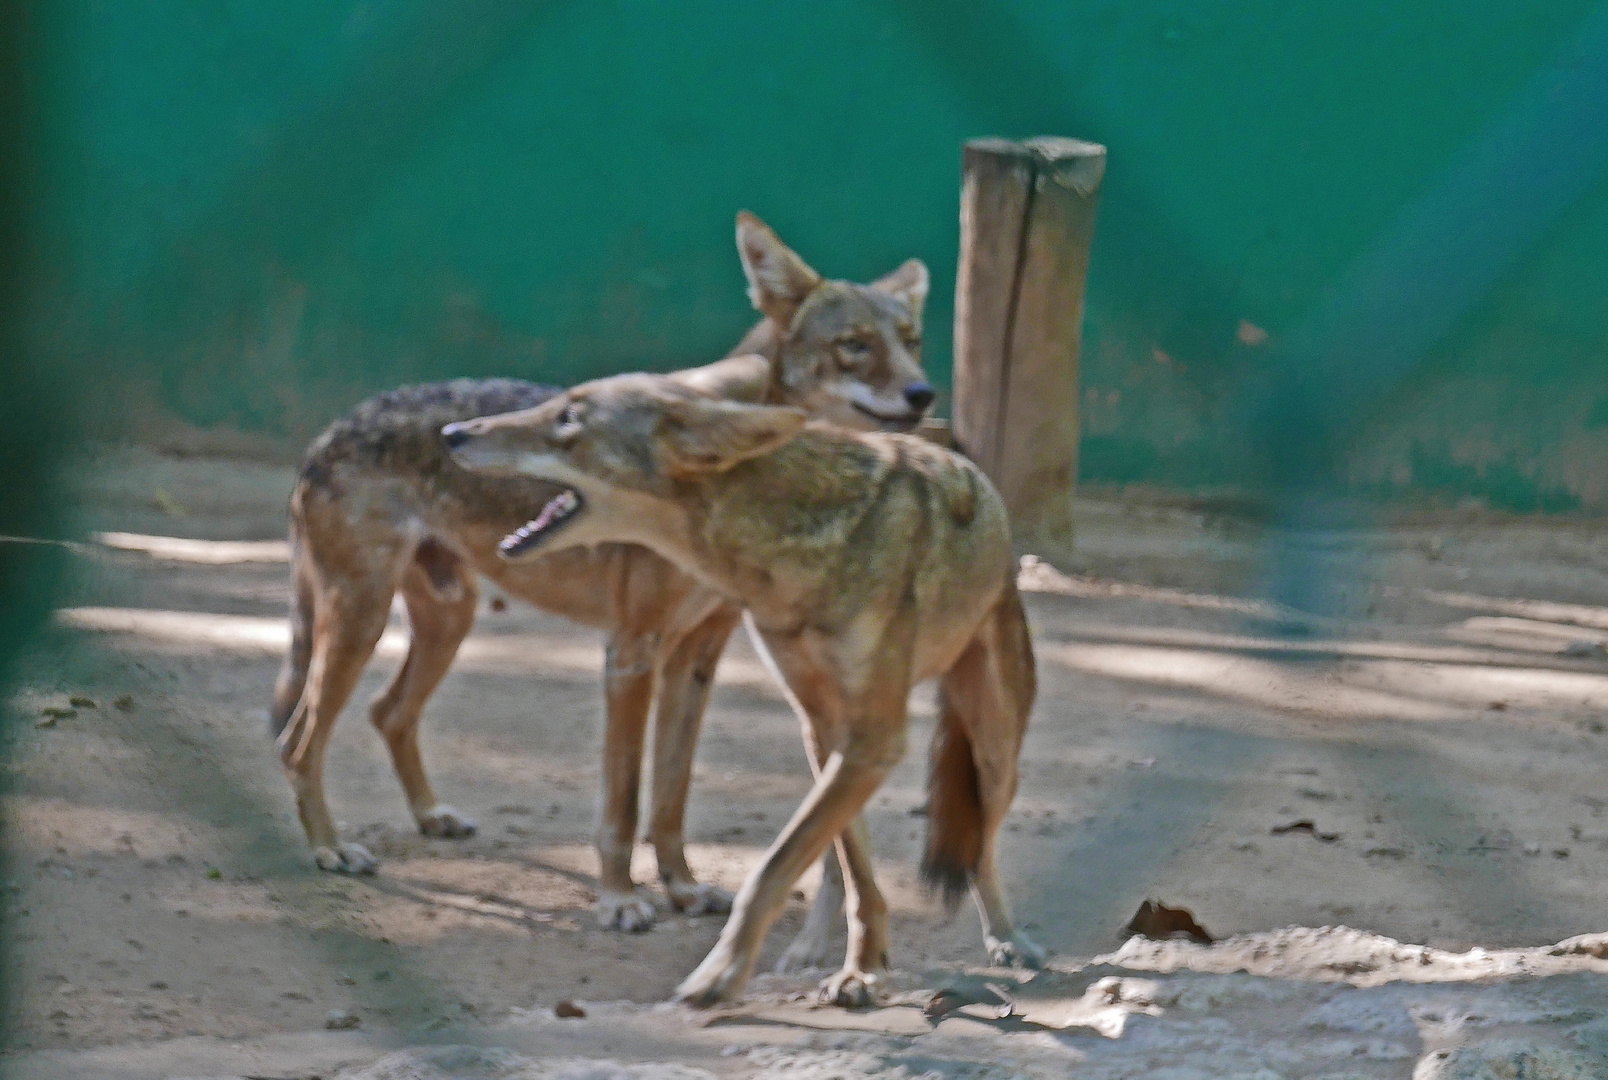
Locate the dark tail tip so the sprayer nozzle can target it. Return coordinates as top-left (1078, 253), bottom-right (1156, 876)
top-left (920, 856), bottom-right (971, 913)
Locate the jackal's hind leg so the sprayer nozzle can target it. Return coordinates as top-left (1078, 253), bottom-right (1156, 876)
top-left (817, 812), bottom-right (888, 1007)
top-left (973, 851), bottom-right (1045, 969)
top-left (279, 572), bottom-right (396, 874)
top-left (950, 594), bottom-right (1044, 969)
top-left (774, 851), bottom-right (844, 972)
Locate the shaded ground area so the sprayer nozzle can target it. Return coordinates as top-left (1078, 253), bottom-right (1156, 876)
top-left (5, 447), bottom-right (1608, 1077)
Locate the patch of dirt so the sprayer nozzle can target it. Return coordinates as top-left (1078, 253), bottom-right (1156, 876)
top-left (4, 448), bottom-right (1608, 1077)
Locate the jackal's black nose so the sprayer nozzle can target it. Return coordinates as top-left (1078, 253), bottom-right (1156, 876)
top-left (441, 422), bottom-right (473, 449)
top-left (903, 382), bottom-right (936, 412)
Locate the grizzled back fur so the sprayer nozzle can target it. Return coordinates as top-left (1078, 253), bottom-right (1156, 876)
top-left (298, 378), bottom-right (562, 493)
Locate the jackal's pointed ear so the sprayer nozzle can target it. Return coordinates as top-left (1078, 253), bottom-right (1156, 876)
top-left (872, 258), bottom-right (929, 322)
top-left (736, 211), bottom-right (822, 329)
top-left (660, 399), bottom-right (807, 475)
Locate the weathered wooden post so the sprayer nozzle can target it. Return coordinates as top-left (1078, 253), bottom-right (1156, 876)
top-left (951, 136), bottom-right (1105, 563)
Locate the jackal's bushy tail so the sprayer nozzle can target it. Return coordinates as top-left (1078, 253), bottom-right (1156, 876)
top-left (269, 515), bottom-right (314, 739)
top-left (921, 685), bottom-right (984, 909)
top-left (921, 580), bottom-right (1035, 909)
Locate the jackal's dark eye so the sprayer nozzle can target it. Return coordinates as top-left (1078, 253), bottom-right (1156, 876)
top-left (554, 404), bottom-right (582, 441)
top-left (836, 338), bottom-right (873, 367)
top-left (901, 333), bottom-right (922, 351)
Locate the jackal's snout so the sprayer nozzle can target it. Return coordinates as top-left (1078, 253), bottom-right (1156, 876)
top-left (903, 382), bottom-right (936, 412)
top-left (442, 403), bottom-right (591, 558)
top-left (440, 415), bottom-right (535, 468)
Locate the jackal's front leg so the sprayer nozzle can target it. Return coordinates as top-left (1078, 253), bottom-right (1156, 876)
top-left (594, 631), bottom-right (658, 932)
top-left (371, 558), bottom-right (480, 841)
top-left (744, 619), bottom-right (905, 1004)
top-left (744, 612), bottom-right (876, 978)
top-left (648, 605), bottom-right (741, 916)
top-left (673, 737), bottom-right (899, 1006)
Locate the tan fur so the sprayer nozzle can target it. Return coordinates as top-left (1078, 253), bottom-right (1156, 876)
top-left (272, 215), bottom-right (933, 942)
top-left (447, 373), bottom-right (1042, 1006)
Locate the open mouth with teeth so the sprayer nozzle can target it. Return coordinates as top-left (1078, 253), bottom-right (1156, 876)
top-left (499, 488), bottom-right (584, 557)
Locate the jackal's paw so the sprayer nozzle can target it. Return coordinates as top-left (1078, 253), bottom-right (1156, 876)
top-left (986, 931), bottom-right (1046, 970)
top-left (596, 888), bottom-right (658, 932)
top-left (774, 925), bottom-right (835, 973)
top-left (818, 967), bottom-right (881, 1008)
top-left (673, 944), bottom-right (751, 1006)
top-left (664, 879), bottom-right (733, 917)
top-left (313, 842), bottom-right (378, 874)
top-left (417, 805), bottom-right (477, 838)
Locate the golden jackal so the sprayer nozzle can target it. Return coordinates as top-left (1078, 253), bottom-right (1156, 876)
top-left (446, 371), bottom-right (1041, 1005)
top-left (272, 213), bottom-right (934, 942)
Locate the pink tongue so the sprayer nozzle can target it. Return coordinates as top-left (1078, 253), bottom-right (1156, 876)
top-left (528, 494), bottom-right (570, 532)
top-left (499, 489), bottom-right (580, 556)
top-left (499, 530), bottom-right (538, 557)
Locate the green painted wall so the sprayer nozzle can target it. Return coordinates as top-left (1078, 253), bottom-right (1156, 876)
top-left (30, 1), bottom-right (1608, 511)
